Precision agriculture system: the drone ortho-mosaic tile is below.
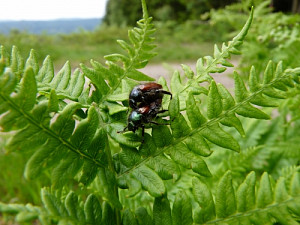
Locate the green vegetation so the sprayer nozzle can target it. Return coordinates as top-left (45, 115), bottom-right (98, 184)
top-left (210, 0), bottom-right (300, 76)
top-left (104, 0), bottom-right (239, 26)
top-left (0, 24), bottom-right (220, 69)
top-left (1, 0), bottom-right (300, 224)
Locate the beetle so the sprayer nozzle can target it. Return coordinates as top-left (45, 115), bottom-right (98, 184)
top-left (118, 82), bottom-right (172, 142)
top-left (119, 98), bottom-right (169, 142)
top-left (129, 82), bottom-right (172, 109)
top-left (127, 100), bottom-right (168, 141)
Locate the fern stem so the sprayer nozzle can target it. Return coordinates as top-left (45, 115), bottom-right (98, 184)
top-left (118, 72), bottom-right (296, 177)
top-left (105, 139), bottom-right (121, 225)
top-left (0, 92), bottom-right (106, 169)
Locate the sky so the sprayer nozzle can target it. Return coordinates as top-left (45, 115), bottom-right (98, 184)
top-left (0, 0), bottom-right (108, 21)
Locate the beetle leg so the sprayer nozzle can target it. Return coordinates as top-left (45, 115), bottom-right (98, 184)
top-left (160, 90), bottom-right (172, 99)
top-left (141, 125), bottom-right (145, 143)
top-left (117, 126), bottom-right (128, 133)
top-left (157, 109), bottom-right (168, 114)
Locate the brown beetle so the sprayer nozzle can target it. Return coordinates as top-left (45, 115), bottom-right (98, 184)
top-left (129, 82), bottom-right (172, 109)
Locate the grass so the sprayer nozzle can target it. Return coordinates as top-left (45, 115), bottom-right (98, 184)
top-left (0, 21), bottom-right (231, 70)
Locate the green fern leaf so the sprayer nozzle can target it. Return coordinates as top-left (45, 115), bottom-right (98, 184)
top-left (153, 196), bottom-right (172, 225)
top-left (256, 172), bottom-right (273, 208)
top-left (274, 177), bottom-right (289, 202)
top-left (0, 45), bottom-right (10, 65)
top-left (184, 132), bottom-right (212, 156)
top-left (135, 207), bottom-right (153, 225)
top-left (170, 143), bottom-right (211, 177)
top-left (97, 168), bottom-right (122, 209)
top-left (51, 152), bottom-right (83, 188)
top-left (186, 93), bottom-right (207, 128)
top-left (192, 177), bottom-right (215, 223)
top-left (102, 201), bottom-right (117, 225)
top-left (236, 103), bottom-right (270, 119)
top-left (25, 49), bottom-right (39, 74)
top-left (193, 170), bottom-right (300, 224)
top-left (132, 165), bottom-right (165, 197)
top-left (81, 63), bottom-right (110, 97)
top-left (234, 72), bottom-right (248, 102)
top-left (220, 113), bottom-right (245, 137)
top-left (65, 191), bottom-right (85, 222)
top-left (51, 61), bottom-right (71, 89)
top-left (17, 67), bottom-right (38, 110)
top-left (172, 190), bottom-right (193, 225)
top-left (263, 60), bottom-right (274, 84)
top-left (122, 209), bottom-right (138, 225)
top-left (236, 171), bottom-right (256, 212)
top-left (147, 155), bottom-right (180, 181)
top-left (249, 66), bottom-right (260, 92)
top-left (207, 81), bottom-right (223, 119)
top-left (0, 189), bottom-right (104, 224)
top-left (201, 124), bottom-right (240, 152)
top-left (170, 113), bottom-right (191, 138)
top-left (108, 123), bottom-right (141, 148)
top-left (126, 177), bottom-right (142, 197)
top-left (70, 106), bottom-right (99, 149)
top-left (215, 171), bottom-right (236, 218)
top-left (10, 46), bottom-right (24, 77)
top-left (36, 55), bottom-right (54, 83)
top-left (0, 203), bottom-right (40, 223)
top-left (291, 172), bottom-right (300, 196)
top-left (48, 89), bottom-right (59, 112)
top-left (41, 188), bottom-right (68, 217)
top-left (84, 194), bottom-right (102, 224)
top-left (0, 64), bottom-right (106, 184)
top-left (119, 145), bottom-right (141, 168)
top-left (151, 125), bottom-right (173, 148)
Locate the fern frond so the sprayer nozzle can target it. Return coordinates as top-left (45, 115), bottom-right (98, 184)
top-left (213, 145), bottom-right (266, 179)
top-left (0, 189), bottom-right (150, 225)
top-left (0, 202), bottom-right (41, 224)
top-left (116, 59), bottom-right (300, 197)
top-left (80, 0), bottom-right (157, 116)
top-left (0, 0), bottom-right (162, 194)
top-left (0, 189), bottom-right (104, 225)
top-left (2, 170), bottom-right (299, 225)
top-left (193, 170), bottom-right (300, 225)
top-left (107, 6), bottom-right (300, 198)
top-left (0, 66), bottom-right (107, 187)
top-left (0, 46), bottom-right (86, 102)
top-left (172, 6), bottom-right (254, 103)
top-left (37, 58), bottom-right (85, 101)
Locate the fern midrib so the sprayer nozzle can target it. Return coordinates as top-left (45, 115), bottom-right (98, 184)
top-left (0, 92), bottom-right (105, 168)
top-left (203, 196), bottom-right (300, 224)
top-left (118, 73), bottom-right (294, 177)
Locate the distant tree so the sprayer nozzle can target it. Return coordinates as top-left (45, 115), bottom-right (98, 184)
top-left (103, 0), bottom-right (239, 26)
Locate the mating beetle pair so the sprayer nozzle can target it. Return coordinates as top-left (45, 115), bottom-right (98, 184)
top-left (120, 83), bottom-right (172, 142)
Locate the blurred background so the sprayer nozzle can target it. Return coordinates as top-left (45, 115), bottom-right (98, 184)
top-left (0, 0), bottom-right (299, 70)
